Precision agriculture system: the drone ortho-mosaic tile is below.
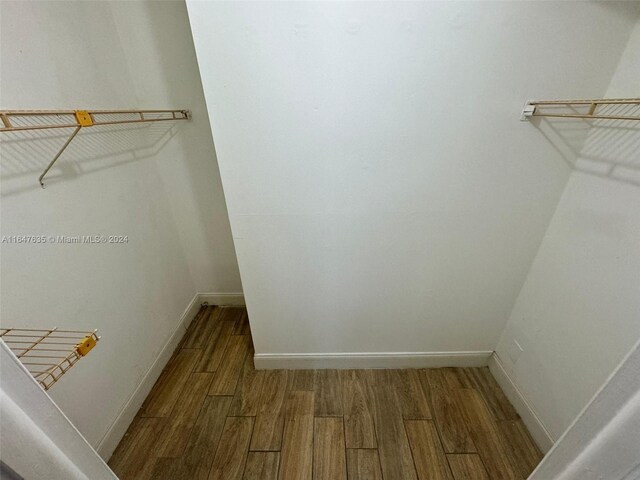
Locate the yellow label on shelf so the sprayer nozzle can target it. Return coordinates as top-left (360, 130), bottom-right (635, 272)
top-left (76, 336), bottom-right (97, 356)
top-left (75, 110), bottom-right (93, 127)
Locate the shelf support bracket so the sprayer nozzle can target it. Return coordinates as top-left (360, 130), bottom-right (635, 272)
top-left (38, 125), bottom-right (82, 188)
top-left (521, 102), bottom-right (536, 121)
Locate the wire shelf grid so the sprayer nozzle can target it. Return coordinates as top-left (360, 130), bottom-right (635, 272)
top-left (0, 327), bottom-right (99, 390)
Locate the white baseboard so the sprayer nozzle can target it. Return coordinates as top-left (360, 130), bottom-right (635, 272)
top-left (96, 292), bottom-right (244, 459)
top-left (254, 351), bottom-right (492, 369)
top-left (180, 293), bottom-right (204, 331)
top-left (488, 352), bottom-right (555, 453)
top-left (198, 292), bottom-right (245, 307)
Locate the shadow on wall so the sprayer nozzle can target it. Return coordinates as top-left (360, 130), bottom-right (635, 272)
top-left (0, 120), bottom-right (182, 196)
top-left (532, 103), bottom-right (640, 187)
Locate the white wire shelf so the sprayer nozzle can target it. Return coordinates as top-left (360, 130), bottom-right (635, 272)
top-left (0, 327), bottom-right (100, 390)
top-left (521, 98), bottom-right (640, 121)
top-left (0, 108), bottom-right (191, 186)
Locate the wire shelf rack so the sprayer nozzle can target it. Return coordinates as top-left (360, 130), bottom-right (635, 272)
top-left (521, 98), bottom-right (640, 121)
top-left (0, 108), bottom-right (191, 187)
top-left (0, 327), bottom-right (100, 390)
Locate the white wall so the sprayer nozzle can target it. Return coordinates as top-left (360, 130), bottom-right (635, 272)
top-left (1, 342), bottom-right (116, 479)
top-left (530, 338), bottom-right (640, 480)
top-left (495, 20), bottom-right (640, 443)
top-left (0, 0), bottom-right (240, 457)
top-left (187, 2), bottom-right (638, 361)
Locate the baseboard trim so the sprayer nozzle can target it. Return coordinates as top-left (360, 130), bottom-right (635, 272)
top-left (254, 351), bottom-right (492, 369)
top-left (488, 352), bottom-right (555, 453)
top-left (180, 293), bottom-right (203, 331)
top-left (198, 292), bottom-right (245, 307)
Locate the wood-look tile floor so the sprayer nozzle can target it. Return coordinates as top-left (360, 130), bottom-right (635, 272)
top-left (109, 306), bottom-right (543, 480)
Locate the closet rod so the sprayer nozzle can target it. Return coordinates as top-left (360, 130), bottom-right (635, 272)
top-left (0, 109), bottom-right (191, 186)
top-left (521, 98), bottom-right (640, 121)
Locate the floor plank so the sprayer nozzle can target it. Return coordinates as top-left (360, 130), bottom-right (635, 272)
top-left (251, 369), bottom-right (289, 451)
top-left (178, 306), bottom-right (207, 348)
top-left (289, 370), bottom-right (316, 391)
top-left (354, 369), bottom-right (380, 386)
top-left (278, 391), bottom-right (314, 480)
top-left (369, 385), bottom-right (418, 480)
top-left (229, 352), bottom-right (265, 416)
top-left (244, 452), bottom-right (280, 480)
top-left (463, 368), bottom-right (519, 420)
top-left (109, 417), bottom-right (165, 480)
top-left (156, 372), bottom-right (214, 457)
top-left (405, 420), bottom-right (453, 480)
top-left (208, 416), bottom-right (253, 480)
top-left (109, 420), bottom-right (140, 473)
top-left (498, 419), bottom-right (543, 479)
top-left (194, 317), bottom-right (236, 373)
top-left (458, 389), bottom-right (519, 480)
top-left (183, 307), bottom-right (221, 349)
top-left (392, 369), bottom-right (432, 419)
top-left (346, 449), bottom-right (383, 480)
top-left (423, 368), bottom-right (473, 390)
top-left (313, 417), bottom-right (347, 480)
top-left (340, 370), bottom-right (376, 448)
top-left (179, 396), bottom-right (233, 479)
top-left (180, 306), bottom-right (210, 348)
top-left (366, 369), bottom-right (394, 387)
top-left (141, 349), bottom-right (201, 417)
top-left (231, 308), bottom-right (252, 335)
top-left (150, 457), bottom-right (187, 480)
top-left (218, 306), bottom-right (244, 322)
top-left (314, 369), bottom-right (343, 416)
top-left (430, 387), bottom-right (477, 453)
top-left (209, 334), bottom-right (251, 395)
top-left (447, 454), bottom-right (490, 480)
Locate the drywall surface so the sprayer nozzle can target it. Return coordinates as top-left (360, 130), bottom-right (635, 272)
top-left (187, 2), bottom-right (638, 357)
top-left (0, 0), bottom-right (240, 455)
top-left (530, 339), bottom-right (640, 480)
top-left (495, 20), bottom-right (640, 441)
